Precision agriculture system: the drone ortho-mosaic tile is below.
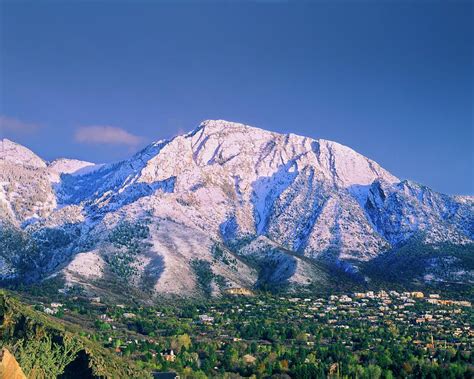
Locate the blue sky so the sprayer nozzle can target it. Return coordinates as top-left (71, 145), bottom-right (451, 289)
top-left (0, 1), bottom-right (472, 195)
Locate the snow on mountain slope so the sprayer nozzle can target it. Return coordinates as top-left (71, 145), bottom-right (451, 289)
top-left (48, 158), bottom-right (95, 175)
top-left (0, 150), bottom-right (55, 224)
top-left (56, 120), bottom-right (401, 252)
top-left (0, 139), bottom-right (46, 168)
top-left (47, 158), bottom-right (98, 183)
top-left (0, 120), bottom-right (472, 296)
top-left (365, 180), bottom-right (473, 246)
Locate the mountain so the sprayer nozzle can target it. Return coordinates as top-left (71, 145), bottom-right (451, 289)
top-left (0, 120), bottom-right (472, 297)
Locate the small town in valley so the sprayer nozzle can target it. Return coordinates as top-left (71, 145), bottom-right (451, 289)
top-left (28, 288), bottom-right (473, 378)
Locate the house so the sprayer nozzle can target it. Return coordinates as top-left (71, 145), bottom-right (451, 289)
top-left (161, 349), bottom-right (176, 362)
top-left (99, 314), bottom-right (113, 322)
top-left (339, 295), bottom-right (352, 303)
top-left (377, 290), bottom-right (389, 298)
top-left (44, 307), bottom-right (57, 315)
top-left (198, 314), bottom-right (214, 324)
top-left (50, 302), bottom-right (63, 308)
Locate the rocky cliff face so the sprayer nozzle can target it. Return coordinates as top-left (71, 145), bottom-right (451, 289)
top-left (0, 348), bottom-right (27, 379)
top-left (0, 120), bottom-right (472, 296)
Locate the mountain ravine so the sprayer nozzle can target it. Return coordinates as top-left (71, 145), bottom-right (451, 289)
top-left (0, 120), bottom-right (472, 297)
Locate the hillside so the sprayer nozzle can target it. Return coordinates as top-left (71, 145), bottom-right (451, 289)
top-left (0, 290), bottom-right (149, 378)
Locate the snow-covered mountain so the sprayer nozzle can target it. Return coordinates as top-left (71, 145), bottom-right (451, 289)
top-left (0, 120), bottom-right (472, 296)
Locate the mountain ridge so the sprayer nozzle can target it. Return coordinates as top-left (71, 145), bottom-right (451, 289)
top-left (0, 120), bottom-right (472, 297)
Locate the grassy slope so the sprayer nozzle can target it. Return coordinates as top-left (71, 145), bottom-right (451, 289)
top-left (0, 290), bottom-right (150, 378)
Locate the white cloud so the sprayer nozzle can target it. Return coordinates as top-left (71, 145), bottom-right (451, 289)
top-left (74, 125), bottom-right (143, 147)
top-left (0, 115), bottom-right (41, 135)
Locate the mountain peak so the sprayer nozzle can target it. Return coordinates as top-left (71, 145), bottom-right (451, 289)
top-left (48, 158), bottom-right (96, 175)
top-left (47, 158), bottom-right (101, 184)
top-left (0, 138), bottom-right (46, 168)
top-left (196, 119), bottom-right (276, 138)
top-left (183, 120), bottom-right (399, 189)
top-left (200, 119), bottom-right (251, 130)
